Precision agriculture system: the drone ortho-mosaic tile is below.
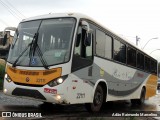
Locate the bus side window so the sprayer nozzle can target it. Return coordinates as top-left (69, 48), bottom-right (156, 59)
top-left (72, 25), bottom-right (93, 72)
top-left (74, 27), bottom-right (82, 56)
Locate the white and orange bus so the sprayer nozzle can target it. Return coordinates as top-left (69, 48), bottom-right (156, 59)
top-left (3, 13), bottom-right (158, 112)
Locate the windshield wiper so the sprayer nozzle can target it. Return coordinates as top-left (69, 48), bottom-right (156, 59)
top-left (12, 33), bottom-right (36, 67)
top-left (32, 44), bottom-right (49, 69)
top-left (12, 42), bottom-right (31, 67)
top-left (29, 33), bottom-right (49, 69)
top-left (12, 33), bottom-right (49, 69)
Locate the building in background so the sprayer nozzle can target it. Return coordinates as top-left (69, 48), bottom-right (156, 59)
top-left (0, 27), bottom-right (16, 60)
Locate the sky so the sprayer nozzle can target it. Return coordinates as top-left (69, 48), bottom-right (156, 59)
top-left (0, 0), bottom-right (160, 61)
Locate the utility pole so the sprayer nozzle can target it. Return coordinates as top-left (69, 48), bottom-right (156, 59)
top-left (136, 36), bottom-right (140, 46)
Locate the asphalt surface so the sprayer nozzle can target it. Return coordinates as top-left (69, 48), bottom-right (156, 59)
top-left (0, 91), bottom-right (160, 120)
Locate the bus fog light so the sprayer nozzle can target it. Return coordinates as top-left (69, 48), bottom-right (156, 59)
top-left (3, 88), bottom-right (7, 93)
top-left (4, 74), bottom-right (7, 79)
top-left (56, 95), bottom-right (61, 100)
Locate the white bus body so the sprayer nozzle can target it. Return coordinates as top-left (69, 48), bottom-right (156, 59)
top-left (3, 13), bottom-right (158, 112)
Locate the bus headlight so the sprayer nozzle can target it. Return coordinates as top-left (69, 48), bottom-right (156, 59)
top-left (48, 75), bottom-right (68, 87)
top-left (4, 74), bottom-right (12, 83)
top-left (57, 78), bottom-right (63, 84)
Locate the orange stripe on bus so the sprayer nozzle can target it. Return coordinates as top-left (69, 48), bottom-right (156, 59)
top-left (6, 65), bottom-right (62, 85)
top-left (145, 74), bottom-right (158, 99)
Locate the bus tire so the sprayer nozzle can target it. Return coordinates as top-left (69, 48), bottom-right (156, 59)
top-left (131, 87), bottom-right (146, 105)
top-left (42, 102), bottom-right (53, 107)
top-left (85, 85), bottom-right (104, 112)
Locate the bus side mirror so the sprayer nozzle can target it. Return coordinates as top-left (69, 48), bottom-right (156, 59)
top-left (81, 21), bottom-right (93, 46)
top-left (84, 33), bottom-right (92, 46)
top-left (76, 33), bottom-right (81, 47)
top-left (81, 21), bottom-right (90, 33)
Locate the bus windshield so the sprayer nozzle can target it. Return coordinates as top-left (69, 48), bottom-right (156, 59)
top-left (8, 18), bottom-right (76, 67)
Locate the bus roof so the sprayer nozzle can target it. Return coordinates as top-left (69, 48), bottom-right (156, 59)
top-left (22, 13), bottom-right (156, 61)
top-left (22, 13), bottom-right (90, 22)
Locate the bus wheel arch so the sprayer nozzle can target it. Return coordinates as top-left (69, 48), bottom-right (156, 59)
top-left (85, 80), bottom-right (108, 112)
top-left (131, 86), bottom-right (146, 105)
top-left (139, 86), bottom-right (146, 104)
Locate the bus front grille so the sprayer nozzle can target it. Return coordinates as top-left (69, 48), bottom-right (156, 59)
top-left (12, 88), bottom-right (46, 100)
top-left (14, 82), bottom-right (44, 87)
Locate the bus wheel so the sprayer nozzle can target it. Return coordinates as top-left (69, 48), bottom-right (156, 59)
top-left (42, 102), bottom-right (53, 107)
top-left (85, 85), bottom-right (104, 112)
top-left (131, 88), bottom-right (146, 105)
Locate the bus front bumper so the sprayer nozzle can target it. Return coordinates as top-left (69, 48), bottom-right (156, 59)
top-left (3, 81), bottom-right (69, 104)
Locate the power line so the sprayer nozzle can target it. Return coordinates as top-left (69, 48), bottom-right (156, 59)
top-left (137, 39), bottom-right (142, 49)
top-left (0, 0), bottom-right (22, 20)
top-left (4, 0), bottom-right (26, 18)
top-left (0, 0), bottom-right (20, 20)
top-left (0, 19), bottom-right (10, 26)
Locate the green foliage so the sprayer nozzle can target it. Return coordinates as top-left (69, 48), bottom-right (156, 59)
top-left (0, 62), bottom-right (5, 90)
top-left (0, 64), bottom-right (5, 78)
top-left (0, 78), bottom-right (3, 90)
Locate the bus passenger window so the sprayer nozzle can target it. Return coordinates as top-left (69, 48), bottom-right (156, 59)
top-left (145, 56), bottom-right (150, 72)
top-left (96, 29), bottom-right (105, 57)
top-left (151, 60), bottom-right (157, 74)
top-left (105, 35), bottom-right (112, 59)
top-left (113, 39), bottom-right (126, 63)
top-left (127, 47), bottom-right (136, 67)
top-left (137, 52), bottom-right (144, 70)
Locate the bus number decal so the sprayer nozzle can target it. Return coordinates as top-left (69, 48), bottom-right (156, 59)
top-left (77, 93), bottom-right (85, 99)
top-left (36, 79), bottom-right (45, 83)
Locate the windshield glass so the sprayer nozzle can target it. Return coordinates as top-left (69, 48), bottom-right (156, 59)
top-left (8, 18), bottom-right (76, 67)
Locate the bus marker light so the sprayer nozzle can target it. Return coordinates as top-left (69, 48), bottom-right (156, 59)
top-left (72, 80), bottom-right (78, 82)
top-left (83, 80), bottom-right (88, 83)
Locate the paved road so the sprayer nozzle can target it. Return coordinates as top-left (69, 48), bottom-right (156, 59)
top-left (0, 91), bottom-right (160, 120)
